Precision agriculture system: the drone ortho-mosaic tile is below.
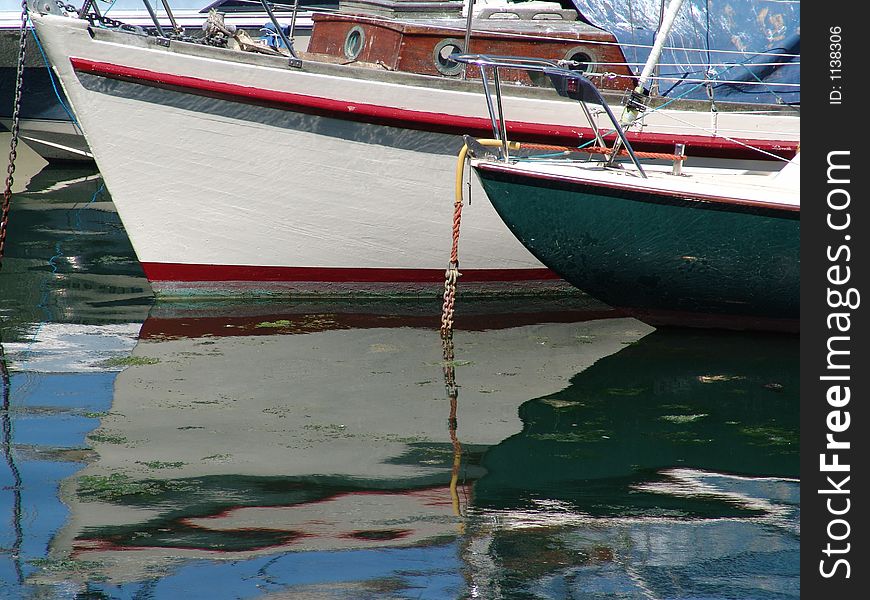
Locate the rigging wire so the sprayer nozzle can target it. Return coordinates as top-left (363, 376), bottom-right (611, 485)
top-left (28, 21), bottom-right (83, 132)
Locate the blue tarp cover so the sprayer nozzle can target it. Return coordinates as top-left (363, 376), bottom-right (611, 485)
top-left (568, 0), bottom-right (799, 104)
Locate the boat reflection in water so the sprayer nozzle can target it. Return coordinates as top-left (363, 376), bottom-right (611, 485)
top-left (37, 301), bottom-right (797, 598)
top-left (0, 164), bottom-right (151, 592)
top-left (0, 163), bottom-right (151, 332)
top-left (470, 329), bottom-right (798, 598)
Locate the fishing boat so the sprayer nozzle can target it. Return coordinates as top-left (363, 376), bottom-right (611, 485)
top-left (25, 1), bottom-right (798, 296)
top-left (457, 54), bottom-right (798, 331)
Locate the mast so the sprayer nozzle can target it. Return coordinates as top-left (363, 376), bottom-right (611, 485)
top-left (609, 0), bottom-right (684, 165)
top-left (635, 0), bottom-right (685, 96)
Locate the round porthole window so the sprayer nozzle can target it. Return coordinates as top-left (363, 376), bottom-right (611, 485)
top-left (433, 39), bottom-right (465, 76)
top-left (344, 26), bottom-right (366, 61)
top-left (563, 48), bottom-right (594, 73)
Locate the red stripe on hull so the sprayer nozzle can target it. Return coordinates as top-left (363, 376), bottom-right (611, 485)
top-left (138, 308), bottom-right (621, 340)
top-left (141, 262), bottom-right (561, 283)
top-left (70, 58), bottom-right (798, 161)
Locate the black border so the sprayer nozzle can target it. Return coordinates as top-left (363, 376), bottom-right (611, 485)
top-left (801, 4), bottom-right (867, 596)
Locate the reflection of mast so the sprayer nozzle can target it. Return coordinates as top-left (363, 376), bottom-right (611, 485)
top-left (0, 333), bottom-right (23, 584)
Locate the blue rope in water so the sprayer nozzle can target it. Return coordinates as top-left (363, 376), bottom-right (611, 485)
top-left (47, 183), bottom-right (105, 273)
top-left (27, 183), bottom-right (106, 362)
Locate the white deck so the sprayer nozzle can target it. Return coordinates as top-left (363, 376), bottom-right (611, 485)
top-left (479, 154), bottom-right (800, 208)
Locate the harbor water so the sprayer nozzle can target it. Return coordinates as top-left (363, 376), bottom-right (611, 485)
top-left (1, 164), bottom-right (798, 598)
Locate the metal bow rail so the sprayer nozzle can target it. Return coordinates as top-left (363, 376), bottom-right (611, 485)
top-left (450, 53), bottom-right (647, 179)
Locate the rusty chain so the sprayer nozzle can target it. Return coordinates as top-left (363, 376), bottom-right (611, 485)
top-left (439, 167), bottom-right (464, 342)
top-left (439, 154), bottom-right (465, 518)
top-left (441, 283), bottom-right (465, 517)
top-left (0, 0), bottom-right (30, 270)
top-left (439, 144), bottom-right (467, 407)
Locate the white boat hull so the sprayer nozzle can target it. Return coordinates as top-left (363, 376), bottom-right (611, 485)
top-left (30, 13), bottom-right (798, 296)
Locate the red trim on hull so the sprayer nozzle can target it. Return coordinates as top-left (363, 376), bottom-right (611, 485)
top-left (69, 57), bottom-right (798, 161)
top-left (138, 308), bottom-right (621, 340)
top-left (141, 262), bottom-right (561, 283)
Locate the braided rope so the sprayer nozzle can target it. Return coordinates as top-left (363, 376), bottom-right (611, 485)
top-left (521, 143), bottom-right (687, 161)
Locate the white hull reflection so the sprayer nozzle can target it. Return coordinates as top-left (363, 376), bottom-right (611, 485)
top-left (44, 314), bottom-right (651, 585)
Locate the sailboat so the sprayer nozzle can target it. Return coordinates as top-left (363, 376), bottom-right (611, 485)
top-left (458, 50), bottom-right (798, 331)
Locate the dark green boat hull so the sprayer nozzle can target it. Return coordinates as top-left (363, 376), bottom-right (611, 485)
top-left (476, 165), bottom-right (799, 331)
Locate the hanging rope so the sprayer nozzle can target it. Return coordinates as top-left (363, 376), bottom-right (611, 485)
top-left (440, 139), bottom-right (520, 341)
top-left (0, 0), bottom-right (29, 271)
top-left (438, 144), bottom-right (468, 343)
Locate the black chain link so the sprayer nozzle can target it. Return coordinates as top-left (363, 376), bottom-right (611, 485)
top-left (54, 0), bottom-right (79, 13)
top-left (83, 11), bottom-right (143, 33)
top-left (51, 0), bottom-right (187, 38)
top-left (0, 0), bottom-right (29, 269)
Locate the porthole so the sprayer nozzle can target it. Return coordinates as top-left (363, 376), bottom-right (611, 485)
top-left (343, 26), bottom-right (366, 61)
top-left (563, 48), bottom-right (594, 73)
top-left (433, 38), bottom-right (465, 76)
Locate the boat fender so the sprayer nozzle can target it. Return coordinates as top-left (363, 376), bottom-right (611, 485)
top-left (260, 22), bottom-right (292, 50)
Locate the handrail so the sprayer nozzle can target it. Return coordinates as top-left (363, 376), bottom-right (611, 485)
top-left (158, 0), bottom-right (181, 34)
top-left (451, 53), bottom-right (647, 178)
top-left (140, 0), bottom-right (166, 37)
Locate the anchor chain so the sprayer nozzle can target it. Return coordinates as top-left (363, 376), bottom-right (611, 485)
top-left (54, 0), bottom-right (78, 13)
top-left (438, 141), bottom-right (467, 515)
top-left (439, 139), bottom-right (472, 343)
top-left (446, 355), bottom-right (465, 518)
top-left (439, 137), bottom-right (518, 342)
top-left (83, 12), bottom-right (140, 32)
top-left (440, 305), bottom-right (465, 518)
top-left (0, 0), bottom-right (30, 270)
top-left (54, 0), bottom-right (137, 32)
top-left (54, 0), bottom-right (186, 37)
